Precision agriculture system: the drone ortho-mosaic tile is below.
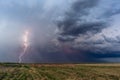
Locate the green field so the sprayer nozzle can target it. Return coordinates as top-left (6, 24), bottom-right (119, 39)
top-left (0, 63), bottom-right (120, 80)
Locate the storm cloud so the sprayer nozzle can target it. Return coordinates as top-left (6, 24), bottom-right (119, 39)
top-left (57, 0), bottom-right (99, 40)
top-left (0, 0), bottom-right (120, 63)
top-left (54, 0), bottom-right (120, 63)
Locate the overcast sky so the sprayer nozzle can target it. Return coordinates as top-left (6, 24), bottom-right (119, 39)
top-left (0, 0), bottom-right (120, 63)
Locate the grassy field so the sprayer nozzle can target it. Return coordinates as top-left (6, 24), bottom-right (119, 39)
top-left (0, 63), bottom-right (120, 80)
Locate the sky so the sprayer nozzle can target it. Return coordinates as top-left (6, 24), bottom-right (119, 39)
top-left (0, 0), bottom-right (120, 63)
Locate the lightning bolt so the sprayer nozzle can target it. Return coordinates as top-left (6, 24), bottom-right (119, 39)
top-left (19, 30), bottom-right (29, 63)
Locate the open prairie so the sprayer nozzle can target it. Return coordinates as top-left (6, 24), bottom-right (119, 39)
top-left (0, 63), bottom-right (120, 80)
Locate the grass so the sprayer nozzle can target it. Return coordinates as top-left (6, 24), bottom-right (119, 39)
top-left (0, 63), bottom-right (120, 80)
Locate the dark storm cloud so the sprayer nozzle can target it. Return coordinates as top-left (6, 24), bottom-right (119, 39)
top-left (57, 0), bottom-right (103, 41)
top-left (59, 22), bottom-right (106, 36)
top-left (53, 0), bottom-right (120, 63)
top-left (56, 0), bottom-right (120, 52)
top-left (57, 0), bottom-right (120, 42)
